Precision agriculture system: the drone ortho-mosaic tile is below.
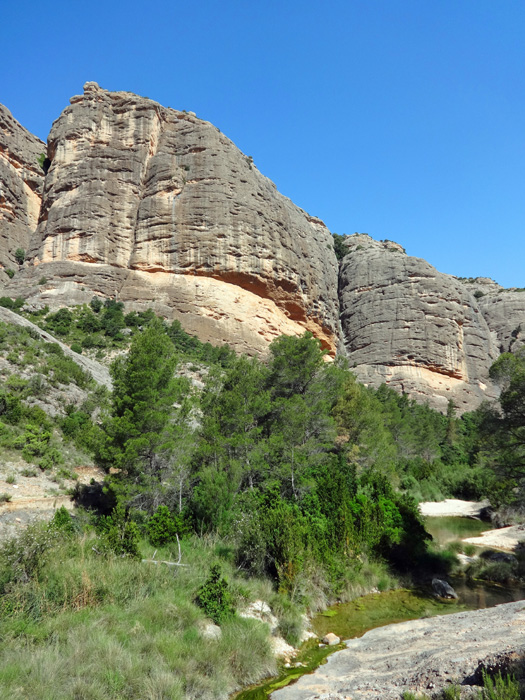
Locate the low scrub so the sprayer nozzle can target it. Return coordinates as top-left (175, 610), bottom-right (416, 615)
top-left (0, 522), bottom-right (278, 699)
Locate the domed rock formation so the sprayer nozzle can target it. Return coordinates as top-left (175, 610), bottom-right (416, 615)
top-left (8, 83), bottom-right (340, 356)
top-left (456, 277), bottom-right (525, 355)
top-left (338, 234), bottom-right (500, 412)
top-left (2, 86), bottom-right (525, 413)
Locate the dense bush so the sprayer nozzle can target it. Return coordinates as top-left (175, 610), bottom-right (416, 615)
top-left (98, 504), bottom-right (141, 559)
top-left (147, 505), bottom-right (180, 546)
top-left (50, 506), bottom-right (76, 534)
top-left (195, 564), bottom-right (235, 624)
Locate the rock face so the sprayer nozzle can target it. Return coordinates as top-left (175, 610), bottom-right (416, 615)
top-left (272, 601), bottom-right (525, 700)
top-left (456, 277), bottom-right (525, 355)
top-left (1, 86), bottom-right (524, 412)
top-left (0, 105), bottom-right (44, 275)
top-left (8, 82), bottom-right (339, 356)
top-left (338, 235), bottom-right (500, 412)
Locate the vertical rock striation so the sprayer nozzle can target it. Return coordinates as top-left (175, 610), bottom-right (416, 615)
top-left (338, 235), bottom-right (500, 412)
top-left (1, 87), bottom-right (524, 413)
top-left (0, 104), bottom-right (44, 274)
top-left (456, 277), bottom-right (525, 355)
top-left (16, 82), bottom-right (340, 355)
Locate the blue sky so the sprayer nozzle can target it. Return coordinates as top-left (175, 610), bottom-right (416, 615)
top-left (3, 1), bottom-right (524, 287)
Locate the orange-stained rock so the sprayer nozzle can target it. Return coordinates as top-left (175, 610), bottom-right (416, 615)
top-left (16, 82), bottom-right (340, 355)
top-left (0, 104), bottom-right (44, 275)
top-left (338, 235), bottom-right (501, 412)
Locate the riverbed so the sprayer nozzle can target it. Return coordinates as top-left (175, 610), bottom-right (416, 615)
top-left (235, 512), bottom-right (525, 700)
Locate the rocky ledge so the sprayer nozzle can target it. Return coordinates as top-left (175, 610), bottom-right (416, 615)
top-left (272, 600), bottom-right (525, 700)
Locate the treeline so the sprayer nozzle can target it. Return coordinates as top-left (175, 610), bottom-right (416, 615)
top-left (2, 303), bottom-right (522, 597)
top-left (76, 320), bottom-right (503, 595)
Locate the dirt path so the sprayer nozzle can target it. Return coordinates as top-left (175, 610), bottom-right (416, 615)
top-left (0, 464), bottom-right (104, 540)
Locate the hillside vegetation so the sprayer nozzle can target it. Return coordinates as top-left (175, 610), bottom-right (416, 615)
top-left (0, 302), bottom-right (523, 699)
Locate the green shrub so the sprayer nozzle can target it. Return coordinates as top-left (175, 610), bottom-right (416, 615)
top-left (0, 521), bottom-right (59, 586)
top-left (50, 506), bottom-right (76, 535)
top-left (0, 492), bottom-right (12, 503)
top-left (195, 564), bottom-right (235, 624)
top-left (45, 342), bottom-right (63, 356)
top-left (16, 423), bottom-right (52, 458)
top-left (477, 669), bottom-right (520, 699)
top-left (276, 603), bottom-right (303, 646)
top-left (0, 391), bottom-right (22, 423)
top-left (5, 269), bottom-right (15, 279)
top-left (14, 248), bottom-right (25, 266)
top-left (45, 308), bottom-right (73, 336)
top-left (0, 296), bottom-right (23, 310)
top-left (90, 296), bottom-right (103, 313)
top-left (147, 505), bottom-right (179, 547)
top-left (77, 308), bottom-right (101, 333)
top-left (38, 276), bottom-right (47, 285)
top-left (70, 343), bottom-right (82, 354)
top-left (5, 375), bottom-right (29, 394)
top-left (99, 504), bottom-right (141, 559)
top-left (28, 373), bottom-right (47, 397)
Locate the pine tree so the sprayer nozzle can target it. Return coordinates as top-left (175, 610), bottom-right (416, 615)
top-left (97, 319), bottom-right (179, 481)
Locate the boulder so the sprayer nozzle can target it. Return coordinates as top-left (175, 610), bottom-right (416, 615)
top-left (239, 599), bottom-right (279, 634)
top-left (481, 551), bottom-right (517, 565)
top-left (200, 621), bottom-right (222, 641)
top-left (271, 636), bottom-right (297, 660)
top-left (322, 633), bottom-right (341, 646)
top-left (432, 578), bottom-right (458, 599)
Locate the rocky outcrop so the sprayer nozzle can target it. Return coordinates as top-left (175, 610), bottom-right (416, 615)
top-left (0, 306), bottom-right (111, 388)
top-left (272, 601), bottom-right (525, 700)
top-left (6, 82), bottom-right (339, 356)
top-left (456, 277), bottom-right (525, 355)
top-left (432, 578), bottom-right (458, 599)
top-left (339, 235), bottom-right (500, 412)
top-left (1, 87), bottom-right (523, 411)
top-left (0, 105), bottom-right (44, 274)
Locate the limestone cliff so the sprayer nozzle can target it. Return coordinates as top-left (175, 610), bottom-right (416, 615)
top-left (9, 82), bottom-right (340, 356)
top-left (1, 86), bottom-right (524, 413)
top-left (0, 105), bottom-right (44, 275)
top-left (456, 277), bottom-right (525, 355)
top-left (338, 234), bottom-right (500, 412)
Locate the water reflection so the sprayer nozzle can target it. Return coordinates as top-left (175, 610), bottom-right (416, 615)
top-left (451, 576), bottom-right (525, 609)
top-left (425, 516), bottom-right (493, 545)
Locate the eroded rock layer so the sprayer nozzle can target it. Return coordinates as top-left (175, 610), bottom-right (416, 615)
top-left (0, 105), bottom-right (44, 275)
top-left (272, 601), bottom-right (525, 700)
top-left (456, 277), bottom-right (525, 355)
top-left (14, 82), bottom-right (340, 355)
top-left (2, 86), bottom-right (524, 411)
top-left (339, 235), bottom-right (500, 412)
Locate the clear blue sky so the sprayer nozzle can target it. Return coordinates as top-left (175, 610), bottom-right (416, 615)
top-left (3, 1), bottom-right (524, 287)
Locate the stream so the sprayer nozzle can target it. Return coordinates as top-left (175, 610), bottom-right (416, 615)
top-left (235, 515), bottom-right (525, 700)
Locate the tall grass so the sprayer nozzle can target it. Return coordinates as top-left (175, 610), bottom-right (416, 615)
top-left (0, 528), bottom-right (277, 699)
